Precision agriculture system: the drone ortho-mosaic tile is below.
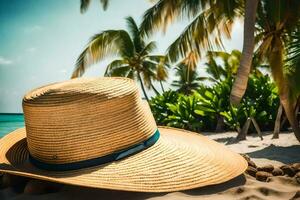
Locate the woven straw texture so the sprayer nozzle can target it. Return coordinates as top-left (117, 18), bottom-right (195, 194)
top-left (0, 77), bottom-right (247, 192)
top-left (22, 77), bottom-right (157, 164)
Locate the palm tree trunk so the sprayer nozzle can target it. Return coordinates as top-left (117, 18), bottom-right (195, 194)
top-left (251, 117), bottom-right (263, 140)
top-left (137, 72), bottom-right (150, 101)
top-left (273, 104), bottom-right (283, 139)
top-left (280, 92), bottom-right (300, 142)
top-left (237, 117), bottom-right (251, 141)
top-left (150, 83), bottom-right (160, 96)
top-left (215, 114), bottom-right (225, 132)
top-left (160, 80), bottom-right (165, 93)
top-left (230, 0), bottom-right (258, 105)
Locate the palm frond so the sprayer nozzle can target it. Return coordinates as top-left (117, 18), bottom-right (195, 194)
top-left (140, 0), bottom-right (211, 37)
top-left (141, 61), bottom-right (158, 88)
top-left (100, 0), bottom-right (109, 10)
top-left (156, 63), bottom-right (168, 81)
top-left (80, 0), bottom-right (109, 13)
top-left (80, 0), bottom-right (91, 13)
top-left (125, 16), bottom-right (144, 52)
top-left (172, 65), bottom-right (201, 93)
top-left (286, 28), bottom-right (300, 67)
top-left (140, 41), bottom-right (157, 56)
top-left (105, 59), bottom-right (127, 76)
top-left (72, 30), bottom-right (134, 78)
top-left (71, 47), bottom-right (89, 78)
top-left (166, 8), bottom-right (233, 63)
top-left (285, 27), bottom-right (300, 96)
top-left (140, 0), bottom-right (182, 37)
top-left (108, 65), bottom-right (132, 77)
top-left (144, 57), bottom-right (169, 81)
top-left (145, 55), bottom-right (166, 63)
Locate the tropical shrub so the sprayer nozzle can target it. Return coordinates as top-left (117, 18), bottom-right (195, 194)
top-left (149, 91), bottom-right (179, 125)
top-left (163, 94), bottom-right (204, 132)
top-left (195, 78), bottom-right (233, 131)
top-left (221, 74), bottom-right (280, 132)
top-left (150, 73), bottom-right (280, 133)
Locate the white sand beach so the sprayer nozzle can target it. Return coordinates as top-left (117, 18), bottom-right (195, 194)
top-left (1, 131), bottom-right (299, 200)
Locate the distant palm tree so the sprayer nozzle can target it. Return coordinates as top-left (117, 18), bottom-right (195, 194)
top-left (72, 16), bottom-right (169, 101)
top-left (201, 50), bottom-right (241, 83)
top-left (202, 50), bottom-right (265, 82)
top-left (172, 52), bottom-right (202, 94)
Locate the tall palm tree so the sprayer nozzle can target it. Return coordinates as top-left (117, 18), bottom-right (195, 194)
top-left (72, 16), bottom-right (169, 101)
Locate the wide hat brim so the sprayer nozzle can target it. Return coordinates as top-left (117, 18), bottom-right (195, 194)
top-left (0, 126), bottom-right (247, 192)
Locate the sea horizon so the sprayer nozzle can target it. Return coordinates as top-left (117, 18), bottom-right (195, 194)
top-left (0, 113), bottom-right (24, 138)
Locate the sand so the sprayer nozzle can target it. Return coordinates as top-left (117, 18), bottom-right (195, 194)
top-left (1, 131), bottom-right (300, 200)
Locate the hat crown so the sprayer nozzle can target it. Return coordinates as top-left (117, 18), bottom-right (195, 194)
top-left (23, 77), bottom-right (157, 164)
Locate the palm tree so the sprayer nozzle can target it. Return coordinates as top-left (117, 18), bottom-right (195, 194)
top-left (201, 50), bottom-right (241, 83)
top-left (172, 52), bottom-right (202, 94)
top-left (203, 50), bottom-right (266, 83)
top-left (140, 0), bottom-right (300, 141)
top-left (72, 16), bottom-right (169, 101)
top-left (252, 0), bottom-right (300, 141)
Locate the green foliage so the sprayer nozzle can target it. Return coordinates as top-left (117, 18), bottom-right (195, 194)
top-left (171, 65), bottom-right (202, 95)
top-left (221, 74), bottom-right (280, 131)
top-left (150, 90), bottom-right (206, 132)
top-left (164, 95), bottom-right (204, 132)
top-left (150, 73), bottom-right (280, 133)
top-left (149, 91), bottom-right (179, 125)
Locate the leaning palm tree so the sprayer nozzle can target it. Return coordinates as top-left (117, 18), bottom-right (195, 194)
top-left (72, 16), bottom-right (169, 101)
top-left (252, 0), bottom-right (300, 141)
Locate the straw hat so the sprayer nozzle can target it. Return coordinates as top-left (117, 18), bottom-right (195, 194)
top-left (0, 77), bottom-right (247, 192)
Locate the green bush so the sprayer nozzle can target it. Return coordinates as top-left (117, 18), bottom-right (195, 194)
top-left (149, 90), bottom-right (179, 125)
top-left (221, 74), bottom-right (280, 132)
top-left (195, 78), bottom-right (233, 131)
top-left (150, 73), bottom-right (280, 133)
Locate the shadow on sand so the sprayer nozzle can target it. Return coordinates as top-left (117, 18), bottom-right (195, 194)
top-left (247, 144), bottom-right (300, 164)
top-left (0, 175), bottom-right (247, 200)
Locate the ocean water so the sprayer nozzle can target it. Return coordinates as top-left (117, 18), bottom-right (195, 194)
top-left (0, 114), bottom-right (24, 138)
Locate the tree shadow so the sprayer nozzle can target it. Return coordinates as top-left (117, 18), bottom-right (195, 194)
top-left (247, 144), bottom-right (300, 164)
top-left (214, 136), bottom-right (240, 145)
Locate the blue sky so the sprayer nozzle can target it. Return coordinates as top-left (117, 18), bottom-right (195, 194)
top-left (0, 0), bottom-right (243, 113)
